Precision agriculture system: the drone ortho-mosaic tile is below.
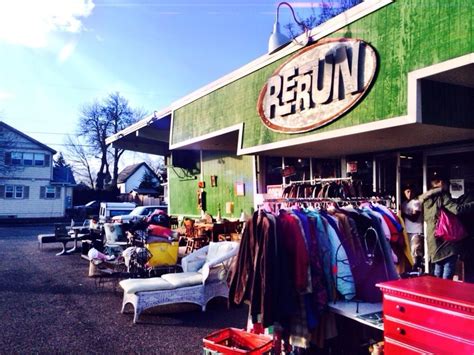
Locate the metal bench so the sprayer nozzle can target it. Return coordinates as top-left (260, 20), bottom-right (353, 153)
top-left (37, 234), bottom-right (57, 250)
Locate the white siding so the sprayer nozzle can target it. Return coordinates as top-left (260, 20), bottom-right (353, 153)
top-left (0, 179), bottom-right (70, 218)
top-left (124, 165), bottom-right (149, 193)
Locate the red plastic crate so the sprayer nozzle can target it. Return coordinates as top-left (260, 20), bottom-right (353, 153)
top-left (203, 328), bottom-right (273, 354)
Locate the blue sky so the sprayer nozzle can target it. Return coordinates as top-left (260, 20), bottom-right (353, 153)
top-left (0, 0), bottom-right (320, 165)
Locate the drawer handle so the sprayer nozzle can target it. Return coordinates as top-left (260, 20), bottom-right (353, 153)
top-left (396, 327), bottom-right (406, 336)
top-left (396, 305), bottom-right (405, 313)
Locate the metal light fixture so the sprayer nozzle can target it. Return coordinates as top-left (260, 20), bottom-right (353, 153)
top-left (268, 1), bottom-right (309, 54)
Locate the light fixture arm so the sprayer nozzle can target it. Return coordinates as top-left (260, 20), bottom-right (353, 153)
top-left (268, 1), bottom-right (310, 54)
top-left (275, 2), bottom-right (307, 31)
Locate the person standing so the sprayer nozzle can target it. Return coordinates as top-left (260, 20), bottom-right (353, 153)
top-left (419, 171), bottom-right (474, 280)
top-left (401, 184), bottom-right (424, 270)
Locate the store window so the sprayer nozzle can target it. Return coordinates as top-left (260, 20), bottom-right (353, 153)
top-left (346, 154), bottom-right (374, 197)
top-left (262, 156), bottom-right (284, 190)
top-left (427, 150), bottom-right (474, 199)
top-left (23, 153), bottom-right (33, 166)
top-left (311, 158), bottom-right (340, 179)
top-left (283, 157), bottom-right (310, 185)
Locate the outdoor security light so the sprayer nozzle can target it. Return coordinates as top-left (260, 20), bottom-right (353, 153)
top-left (268, 2), bottom-right (309, 54)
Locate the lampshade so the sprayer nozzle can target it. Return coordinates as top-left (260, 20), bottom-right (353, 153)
top-left (268, 21), bottom-right (290, 54)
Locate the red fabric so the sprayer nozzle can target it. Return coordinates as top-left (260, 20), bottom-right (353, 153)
top-left (277, 211), bottom-right (309, 292)
top-left (147, 224), bottom-right (173, 238)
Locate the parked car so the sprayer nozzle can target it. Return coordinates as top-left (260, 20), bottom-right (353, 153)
top-left (70, 200), bottom-right (101, 218)
top-left (111, 205), bottom-right (167, 224)
top-left (99, 202), bottom-right (136, 223)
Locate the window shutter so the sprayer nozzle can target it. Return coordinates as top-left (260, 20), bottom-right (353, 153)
top-left (4, 152), bottom-right (11, 165)
top-left (44, 154), bottom-right (50, 167)
top-left (40, 186), bottom-right (45, 199)
top-left (23, 186), bottom-right (29, 199)
top-left (0, 185), bottom-right (4, 199)
top-left (55, 186), bottom-right (61, 199)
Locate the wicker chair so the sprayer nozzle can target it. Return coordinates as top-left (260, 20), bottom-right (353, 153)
top-left (119, 241), bottom-right (239, 323)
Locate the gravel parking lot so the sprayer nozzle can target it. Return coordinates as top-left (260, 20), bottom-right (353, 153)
top-left (0, 224), bottom-right (247, 354)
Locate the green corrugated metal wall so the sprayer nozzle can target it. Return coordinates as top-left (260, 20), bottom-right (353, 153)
top-left (169, 152), bottom-right (254, 217)
top-left (172, 0), bottom-right (473, 148)
top-left (169, 0), bottom-right (473, 216)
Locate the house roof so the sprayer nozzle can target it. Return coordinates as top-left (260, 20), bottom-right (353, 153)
top-left (131, 187), bottom-right (159, 195)
top-left (117, 162), bottom-right (158, 184)
top-left (52, 166), bottom-right (77, 185)
top-left (0, 121), bottom-right (56, 154)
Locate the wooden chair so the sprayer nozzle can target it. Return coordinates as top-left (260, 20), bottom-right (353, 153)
top-left (169, 216), bottom-right (179, 230)
top-left (217, 221), bottom-right (242, 242)
top-left (184, 220), bottom-right (209, 254)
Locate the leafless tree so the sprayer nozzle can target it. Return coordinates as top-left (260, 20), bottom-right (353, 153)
top-left (78, 100), bottom-right (111, 190)
top-left (0, 120), bottom-right (22, 176)
top-left (284, 0), bottom-right (362, 38)
top-left (64, 135), bottom-right (96, 188)
top-left (76, 92), bottom-right (144, 190)
top-left (144, 155), bottom-right (166, 180)
top-left (103, 92), bottom-right (145, 188)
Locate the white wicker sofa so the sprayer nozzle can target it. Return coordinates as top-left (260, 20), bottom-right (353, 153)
top-left (119, 241), bottom-right (239, 323)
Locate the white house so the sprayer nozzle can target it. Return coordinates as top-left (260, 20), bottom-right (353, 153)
top-left (117, 162), bottom-right (158, 194)
top-left (0, 121), bottom-right (76, 219)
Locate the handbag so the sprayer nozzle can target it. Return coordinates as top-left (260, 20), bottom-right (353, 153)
top-left (435, 198), bottom-right (468, 242)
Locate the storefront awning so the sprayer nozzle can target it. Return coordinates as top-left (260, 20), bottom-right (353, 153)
top-left (106, 109), bottom-right (171, 156)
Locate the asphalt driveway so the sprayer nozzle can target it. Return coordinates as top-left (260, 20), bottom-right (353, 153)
top-left (0, 224), bottom-right (248, 354)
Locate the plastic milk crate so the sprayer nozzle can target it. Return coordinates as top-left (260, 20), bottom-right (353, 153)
top-left (203, 328), bottom-right (273, 354)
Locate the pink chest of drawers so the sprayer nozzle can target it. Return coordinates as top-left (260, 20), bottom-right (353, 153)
top-left (377, 276), bottom-right (474, 354)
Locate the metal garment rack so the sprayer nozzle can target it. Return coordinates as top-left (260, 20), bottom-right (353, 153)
top-left (283, 177), bottom-right (353, 187)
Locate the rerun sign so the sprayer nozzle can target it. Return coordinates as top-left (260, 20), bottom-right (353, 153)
top-left (257, 38), bottom-right (377, 133)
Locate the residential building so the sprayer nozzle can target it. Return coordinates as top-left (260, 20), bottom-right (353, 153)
top-left (117, 162), bottom-right (159, 194)
top-left (0, 121), bottom-right (76, 219)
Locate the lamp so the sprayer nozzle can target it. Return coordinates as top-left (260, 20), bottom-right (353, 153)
top-left (268, 2), bottom-right (309, 54)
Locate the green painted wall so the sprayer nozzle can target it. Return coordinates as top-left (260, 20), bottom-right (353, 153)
top-left (172, 0), bottom-right (473, 148)
top-left (169, 151), bottom-right (254, 217)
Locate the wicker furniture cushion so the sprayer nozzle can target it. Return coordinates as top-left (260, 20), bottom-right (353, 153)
top-left (161, 272), bottom-right (203, 288)
top-left (120, 277), bottom-right (175, 294)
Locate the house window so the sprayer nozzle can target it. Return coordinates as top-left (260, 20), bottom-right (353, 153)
top-left (45, 186), bottom-right (56, 198)
top-left (11, 152), bottom-right (22, 165)
top-left (5, 185), bottom-right (14, 198)
top-left (45, 186), bottom-right (56, 199)
top-left (15, 186), bottom-right (24, 199)
top-left (34, 153), bottom-right (45, 166)
top-left (23, 153), bottom-right (33, 166)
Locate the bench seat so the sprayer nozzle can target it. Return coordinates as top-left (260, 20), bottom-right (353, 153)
top-left (37, 234), bottom-right (57, 250)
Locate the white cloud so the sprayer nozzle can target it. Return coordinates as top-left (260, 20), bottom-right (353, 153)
top-left (58, 41), bottom-right (77, 63)
top-left (0, 0), bottom-right (95, 48)
top-left (0, 91), bottom-right (15, 101)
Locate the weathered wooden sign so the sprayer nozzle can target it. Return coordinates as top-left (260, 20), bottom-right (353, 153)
top-left (257, 38), bottom-right (377, 133)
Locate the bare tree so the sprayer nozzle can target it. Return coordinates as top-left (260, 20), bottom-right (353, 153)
top-left (78, 101), bottom-right (111, 190)
top-left (0, 121), bottom-right (22, 176)
top-left (76, 92), bottom-right (144, 190)
top-left (144, 155), bottom-right (166, 180)
top-left (65, 135), bottom-right (96, 188)
top-left (284, 0), bottom-right (362, 38)
top-left (103, 92), bottom-right (144, 188)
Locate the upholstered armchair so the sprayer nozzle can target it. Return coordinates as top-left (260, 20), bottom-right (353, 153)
top-left (119, 241), bottom-right (239, 323)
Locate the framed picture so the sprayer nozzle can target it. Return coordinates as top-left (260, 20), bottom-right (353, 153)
top-left (235, 182), bottom-right (245, 196)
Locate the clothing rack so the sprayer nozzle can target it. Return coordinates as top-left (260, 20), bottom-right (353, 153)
top-left (263, 197), bottom-right (383, 204)
top-left (283, 177), bottom-right (352, 187)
